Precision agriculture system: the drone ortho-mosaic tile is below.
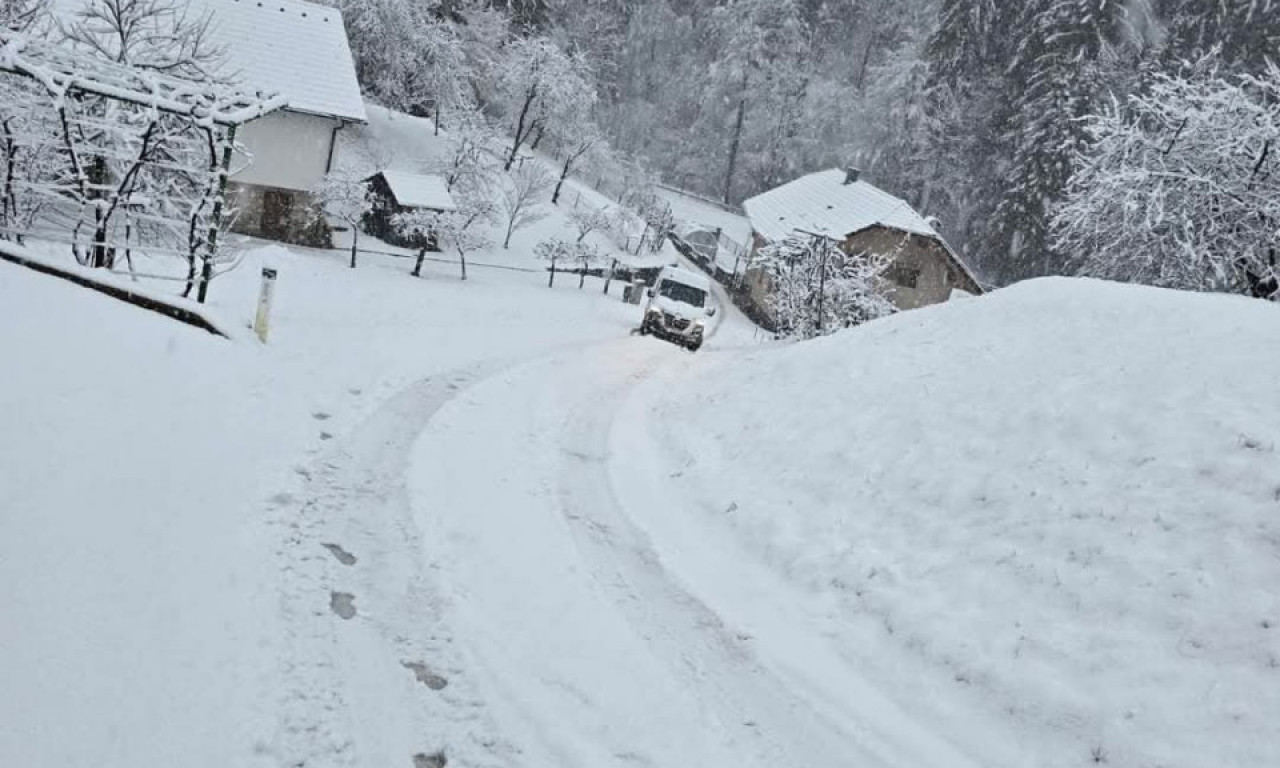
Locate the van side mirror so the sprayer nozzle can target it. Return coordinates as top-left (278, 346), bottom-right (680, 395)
top-left (646, 288), bottom-right (655, 298)
top-left (707, 307), bottom-right (717, 317)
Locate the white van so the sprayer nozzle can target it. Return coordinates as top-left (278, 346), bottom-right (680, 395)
top-left (639, 266), bottom-right (716, 351)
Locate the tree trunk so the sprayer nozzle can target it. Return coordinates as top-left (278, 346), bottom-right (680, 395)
top-left (722, 73), bottom-right (749, 205)
top-left (579, 264), bottom-right (586, 289)
top-left (412, 247), bottom-right (425, 277)
top-left (505, 89), bottom-right (537, 171)
top-left (504, 217), bottom-right (516, 249)
top-left (552, 157), bottom-right (571, 205)
top-left (459, 250), bottom-right (467, 281)
top-left (548, 259), bottom-right (556, 287)
top-left (350, 229), bottom-right (358, 268)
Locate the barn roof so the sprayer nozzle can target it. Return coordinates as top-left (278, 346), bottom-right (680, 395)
top-left (186, 0), bottom-right (366, 122)
top-left (378, 171), bottom-right (457, 211)
top-left (743, 169), bottom-right (937, 243)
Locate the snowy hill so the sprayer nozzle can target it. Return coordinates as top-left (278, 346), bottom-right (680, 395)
top-left (337, 104), bottom-right (676, 273)
top-left (632, 278), bottom-right (1280, 767)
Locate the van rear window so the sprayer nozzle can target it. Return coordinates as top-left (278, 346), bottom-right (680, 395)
top-left (659, 280), bottom-right (706, 308)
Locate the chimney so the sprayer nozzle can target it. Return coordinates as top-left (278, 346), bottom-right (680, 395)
top-left (843, 166), bottom-right (861, 185)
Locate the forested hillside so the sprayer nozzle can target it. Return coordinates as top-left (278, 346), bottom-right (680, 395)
top-left (325, 1), bottom-right (1278, 290)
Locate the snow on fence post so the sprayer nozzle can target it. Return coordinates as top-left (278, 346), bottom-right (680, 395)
top-left (603, 257), bottom-right (617, 295)
top-left (254, 266), bottom-right (278, 343)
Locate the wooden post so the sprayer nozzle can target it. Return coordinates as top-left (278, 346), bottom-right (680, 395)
top-left (603, 258), bottom-right (617, 295)
top-left (198, 123), bottom-right (236, 304)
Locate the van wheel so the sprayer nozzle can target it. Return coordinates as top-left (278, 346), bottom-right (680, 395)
top-left (638, 322), bottom-right (650, 336)
top-left (687, 341), bottom-right (701, 352)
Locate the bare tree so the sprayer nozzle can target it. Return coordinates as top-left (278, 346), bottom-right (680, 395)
top-left (435, 102), bottom-right (497, 194)
top-left (58, 0), bottom-right (224, 79)
top-left (550, 112), bottom-right (602, 204)
top-left (500, 163), bottom-right (553, 249)
top-left (312, 170), bottom-right (373, 268)
top-left (535, 237), bottom-right (572, 287)
top-left (569, 205), bottom-right (613, 243)
top-left (496, 36), bottom-right (596, 172)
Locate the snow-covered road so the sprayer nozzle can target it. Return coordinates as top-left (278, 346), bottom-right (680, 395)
top-left (281, 328), bottom-right (985, 768)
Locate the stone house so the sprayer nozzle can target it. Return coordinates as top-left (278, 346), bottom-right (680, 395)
top-left (741, 168), bottom-right (982, 317)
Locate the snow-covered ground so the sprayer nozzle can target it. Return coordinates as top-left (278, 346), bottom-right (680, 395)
top-left (0, 238), bottom-right (657, 768)
top-left (6, 89), bottom-right (1278, 768)
top-left (635, 278), bottom-right (1280, 767)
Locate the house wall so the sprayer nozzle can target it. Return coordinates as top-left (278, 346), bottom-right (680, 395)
top-left (738, 227), bottom-right (982, 329)
top-left (232, 110), bottom-right (338, 192)
top-left (227, 110), bottom-right (341, 246)
top-left (226, 181), bottom-right (330, 247)
top-left (844, 227), bottom-right (981, 310)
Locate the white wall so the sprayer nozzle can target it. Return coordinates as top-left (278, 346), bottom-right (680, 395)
top-left (232, 110), bottom-right (337, 192)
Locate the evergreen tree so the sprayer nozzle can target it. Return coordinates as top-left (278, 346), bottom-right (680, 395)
top-left (986, 0), bottom-right (1130, 281)
top-left (1163, 0), bottom-right (1280, 72)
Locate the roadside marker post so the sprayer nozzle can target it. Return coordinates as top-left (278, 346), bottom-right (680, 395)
top-left (254, 266), bottom-right (278, 343)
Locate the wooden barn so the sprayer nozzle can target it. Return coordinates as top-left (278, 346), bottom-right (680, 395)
top-left (363, 170), bottom-right (458, 249)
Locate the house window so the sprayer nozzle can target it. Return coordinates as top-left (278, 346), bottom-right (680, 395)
top-left (886, 262), bottom-right (920, 289)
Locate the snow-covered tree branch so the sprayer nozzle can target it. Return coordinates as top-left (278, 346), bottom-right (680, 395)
top-left (1051, 61), bottom-right (1280, 298)
top-left (758, 233), bottom-right (896, 339)
top-left (312, 169), bottom-right (373, 269)
top-left (500, 163), bottom-right (552, 249)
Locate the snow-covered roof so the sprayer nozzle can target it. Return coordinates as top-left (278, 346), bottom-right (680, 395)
top-left (743, 169), bottom-right (938, 243)
top-left (659, 266), bottom-right (712, 292)
top-left (656, 186), bottom-right (754, 247)
top-left (190, 0), bottom-right (366, 122)
top-left (378, 171), bottom-right (457, 211)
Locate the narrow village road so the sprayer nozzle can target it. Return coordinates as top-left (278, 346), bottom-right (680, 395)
top-left (399, 337), bottom-right (987, 768)
top-left (266, 276), bottom-right (986, 767)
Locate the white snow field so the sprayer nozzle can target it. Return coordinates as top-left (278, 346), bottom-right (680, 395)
top-left (0, 238), bottom-right (652, 768)
top-left (5, 91), bottom-right (1277, 768)
top-left (632, 278), bottom-right (1280, 768)
top-left (5, 221), bottom-right (1278, 768)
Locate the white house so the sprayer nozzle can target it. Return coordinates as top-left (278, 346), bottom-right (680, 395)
top-left (192, 0), bottom-right (368, 244)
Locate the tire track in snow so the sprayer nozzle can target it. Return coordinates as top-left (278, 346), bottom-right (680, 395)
top-left (266, 361), bottom-right (526, 768)
top-left (404, 338), bottom-right (923, 767)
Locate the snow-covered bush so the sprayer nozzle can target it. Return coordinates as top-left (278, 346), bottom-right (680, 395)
top-left (1051, 61), bottom-right (1280, 299)
top-left (392, 209), bottom-right (438, 278)
top-left (758, 233), bottom-right (896, 339)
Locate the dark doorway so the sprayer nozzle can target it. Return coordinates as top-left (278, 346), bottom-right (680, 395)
top-left (261, 188), bottom-right (294, 241)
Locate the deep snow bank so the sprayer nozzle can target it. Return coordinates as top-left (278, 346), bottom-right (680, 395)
top-left (650, 278), bottom-right (1280, 768)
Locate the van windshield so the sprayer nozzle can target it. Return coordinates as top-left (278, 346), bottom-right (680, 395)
top-left (659, 280), bottom-right (706, 308)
